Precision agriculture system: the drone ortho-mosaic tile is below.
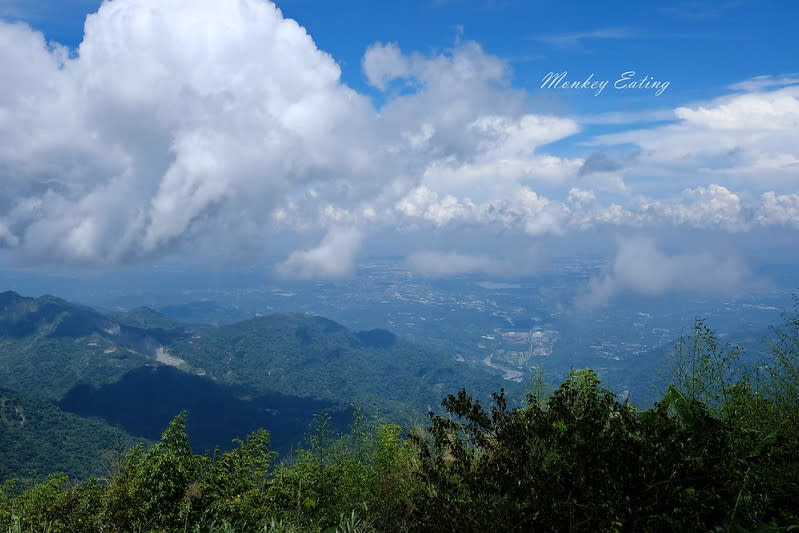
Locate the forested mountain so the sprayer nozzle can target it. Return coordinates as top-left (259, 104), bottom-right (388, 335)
top-left (0, 291), bottom-right (180, 400)
top-left (109, 306), bottom-right (184, 333)
top-left (0, 291), bottom-right (512, 475)
top-left (168, 313), bottom-right (512, 421)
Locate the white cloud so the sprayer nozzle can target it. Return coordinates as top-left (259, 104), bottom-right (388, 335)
top-left (0, 6), bottom-right (588, 269)
top-left (590, 85), bottom-right (799, 192)
top-left (675, 90), bottom-right (799, 131)
top-left (396, 186), bottom-right (439, 218)
top-left (757, 191), bottom-right (799, 228)
top-left (391, 179), bottom-right (799, 240)
top-left (0, 0), bottom-right (384, 265)
top-left (276, 227), bottom-right (364, 279)
top-left (363, 40), bottom-right (583, 202)
top-left (574, 185), bottom-right (799, 233)
top-left (568, 188), bottom-right (595, 206)
top-left (640, 185), bottom-right (747, 232)
top-left (0, 221), bottom-right (17, 247)
top-left (362, 42), bottom-right (410, 91)
top-left (407, 251), bottom-right (503, 276)
top-left (728, 74), bottom-right (799, 93)
top-left (392, 184), bottom-right (568, 236)
top-left (579, 237), bottom-right (752, 308)
top-left (532, 27), bottom-right (637, 48)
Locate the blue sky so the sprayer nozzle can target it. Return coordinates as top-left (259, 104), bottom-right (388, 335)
top-left (0, 0), bottom-right (797, 305)
top-left (284, 0), bottom-right (795, 104)
top-left (4, 0), bottom-right (795, 110)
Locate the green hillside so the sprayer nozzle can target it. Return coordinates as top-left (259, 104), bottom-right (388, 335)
top-left (0, 292), bottom-right (513, 471)
top-left (109, 306), bottom-right (184, 335)
top-left (167, 313), bottom-right (514, 421)
top-left (0, 291), bottom-right (173, 400)
top-left (0, 388), bottom-right (145, 484)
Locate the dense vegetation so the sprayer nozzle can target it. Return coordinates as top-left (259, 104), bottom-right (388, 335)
top-left (2, 301), bottom-right (798, 532)
top-left (0, 292), bottom-right (166, 400)
top-left (0, 389), bottom-right (145, 484)
top-left (169, 313), bottom-right (513, 422)
top-left (0, 291), bottom-right (510, 477)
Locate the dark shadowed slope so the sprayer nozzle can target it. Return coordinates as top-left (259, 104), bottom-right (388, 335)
top-left (58, 365), bottom-right (349, 456)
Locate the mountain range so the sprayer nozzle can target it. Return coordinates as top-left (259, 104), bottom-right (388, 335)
top-left (0, 290), bottom-right (512, 482)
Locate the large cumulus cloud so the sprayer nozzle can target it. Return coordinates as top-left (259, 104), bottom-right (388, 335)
top-left (0, 0), bottom-right (383, 265)
top-left (0, 1), bottom-right (585, 272)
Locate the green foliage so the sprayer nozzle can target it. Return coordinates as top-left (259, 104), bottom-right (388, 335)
top-left (267, 411), bottom-right (416, 531)
top-left (0, 409), bottom-right (414, 531)
top-left (669, 318), bottom-right (745, 414)
top-left (2, 308), bottom-right (799, 531)
top-left (760, 297), bottom-right (799, 526)
top-left (102, 412), bottom-right (206, 531)
top-left (766, 295), bottom-right (799, 424)
top-left (409, 364), bottom-right (796, 531)
top-left (189, 429), bottom-right (276, 527)
top-left (168, 313), bottom-right (513, 424)
top-left (417, 372), bottom-right (641, 530)
top-left (0, 389), bottom-right (145, 484)
top-left (0, 474), bottom-right (105, 533)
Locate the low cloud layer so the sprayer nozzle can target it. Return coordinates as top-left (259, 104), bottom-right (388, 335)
top-left (580, 238), bottom-right (752, 308)
top-left (276, 227), bottom-right (363, 279)
top-left (408, 251), bottom-right (505, 277)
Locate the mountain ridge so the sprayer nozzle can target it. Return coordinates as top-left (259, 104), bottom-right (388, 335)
top-left (0, 290), bottom-right (513, 477)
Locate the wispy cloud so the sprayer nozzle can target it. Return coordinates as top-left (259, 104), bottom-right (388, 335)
top-left (660, 1), bottom-right (743, 21)
top-left (574, 109), bottom-right (677, 126)
top-left (430, 0), bottom-right (514, 7)
top-left (728, 74), bottom-right (799, 92)
top-left (531, 27), bottom-right (637, 48)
